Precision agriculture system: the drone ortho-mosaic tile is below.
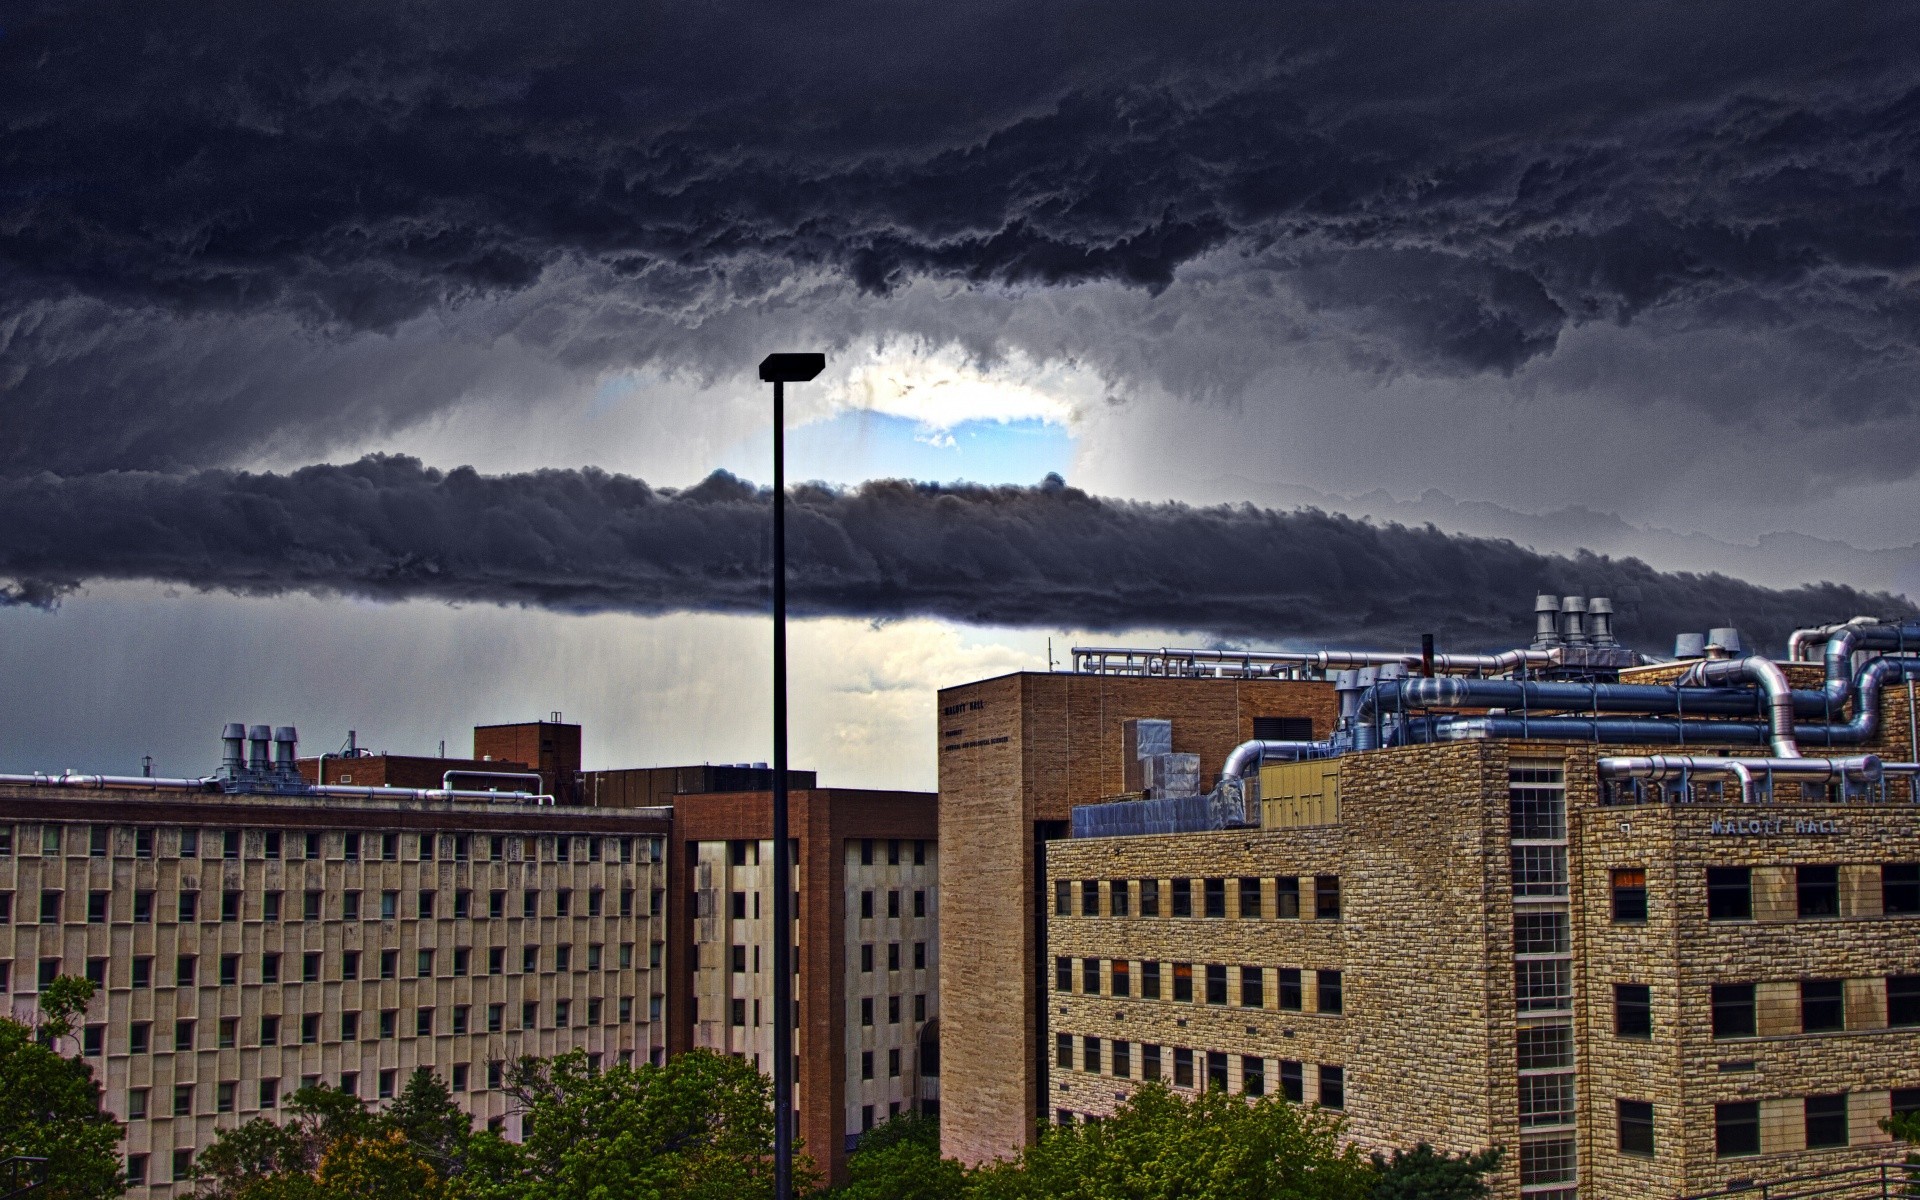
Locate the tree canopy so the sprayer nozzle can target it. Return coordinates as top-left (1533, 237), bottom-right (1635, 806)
top-left (0, 977), bottom-right (125, 1200)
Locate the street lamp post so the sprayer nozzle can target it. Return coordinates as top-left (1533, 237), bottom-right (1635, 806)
top-left (757, 351), bottom-right (824, 1200)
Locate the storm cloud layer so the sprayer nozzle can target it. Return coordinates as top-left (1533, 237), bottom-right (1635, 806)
top-left (4, 0), bottom-right (1920, 481)
top-left (0, 457), bottom-right (1902, 653)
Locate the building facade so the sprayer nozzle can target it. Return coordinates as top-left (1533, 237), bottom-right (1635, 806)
top-left (0, 786), bottom-right (670, 1195)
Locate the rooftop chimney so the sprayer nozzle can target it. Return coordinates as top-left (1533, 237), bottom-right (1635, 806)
top-left (1560, 596), bottom-right (1589, 646)
top-left (1587, 597), bottom-right (1617, 648)
top-left (1533, 594), bottom-right (1562, 648)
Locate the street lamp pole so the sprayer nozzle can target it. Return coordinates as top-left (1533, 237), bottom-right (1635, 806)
top-left (758, 352), bottom-right (823, 1200)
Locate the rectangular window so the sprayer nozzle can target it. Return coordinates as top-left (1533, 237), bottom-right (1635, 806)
top-left (1889, 976), bottom-right (1920, 1027)
top-left (261, 953), bottom-right (280, 984)
top-left (1318, 1065), bottom-right (1345, 1110)
top-left (1519, 1136), bottom-right (1574, 1185)
top-left (380, 891), bottom-right (397, 920)
top-left (342, 951), bottom-right (359, 981)
top-left (1611, 868), bottom-right (1648, 923)
top-left (301, 1015), bottom-right (318, 1044)
top-left (1512, 846), bottom-right (1568, 898)
top-left (1173, 1047), bottom-right (1194, 1089)
top-left (1798, 865), bottom-right (1840, 918)
top-left (1805, 1094), bottom-right (1848, 1148)
top-left (1277, 968), bottom-right (1303, 1011)
top-left (132, 957), bottom-right (152, 988)
top-left (1515, 911), bottom-right (1570, 954)
top-left (263, 892), bottom-right (280, 923)
top-left (1275, 876), bottom-right (1300, 919)
top-left (1516, 959), bottom-right (1571, 1013)
top-left (419, 949), bottom-right (437, 977)
top-left (1708, 867), bottom-right (1752, 920)
top-left (90, 825), bottom-right (109, 857)
top-left (1112, 960), bottom-right (1130, 997)
top-left (1173, 962), bottom-right (1193, 1002)
top-left (1141, 961), bottom-right (1161, 999)
top-left (1206, 1051), bottom-right (1228, 1092)
top-left (1111, 880), bottom-right (1130, 917)
top-left (1083, 1035), bottom-right (1101, 1073)
top-left (1082, 958), bottom-right (1100, 994)
top-left (417, 1008), bottom-right (434, 1037)
top-left (1801, 979), bottom-right (1845, 1032)
top-left (130, 1023), bottom-right (150, 1053)
top-left (1239, 966), bottom-right (1262, 1009)
top-left (218, 1018), bottom-right (236, 1049)
top-left (1316, 969), bottom-right (1342, 1014)
top-left (219, 955), bottom-right (238, 986)
top-left (303, 891), bottom-right (321, 921)
top-left (260, 1015), bottom-right (279, 1045)
top-left (1171, 879), bottom-right (1192, 917)
top-left (1205, 964), bottom-right (1227, 1005)
top-left (525, 890), bottom-right (540, 919)
top-left (1138, 880), bottom-right (1158, 916)
top-left (1280, 1060), bottom-right (1303, 1102)
top-left (1053, 880), bottom-right (1068, 916)
top-left (1112, 1040), bottom-right (1131, 1078)
top-left (1883, 864), bottom-right (1920, 915)
top-left (1081, 880), bottom-right (1099, 916)
top-left (40, 891), bottom-right (60, 923)
top-left (1614, 984), bottom-right (1652, 1038)
top-left (216, 1083), bottom-right (235, 1114)
top-left (380, 833), bottom-right (397, 861)
top-left (1055, 1033), bottom-right (1071, 1069)
top-left (87, 892), bottom-right (108, 923)
top-left (263, 831), bottom-right (280, 860)
top-left (380, 950), bottom-right (397, 979)
top-left (1203, 878), bottom-right (1226, 918)
top-left (1520, 1073), bottom-right (1575, 1127)
top-left (221, 891), bottom-right (240, 922)
top-left (135, 828), bottom-right (153, 859)
top-left (1712, 983), bottom-right (1757, 1039)
top-left (174, 1021), bottom-right (195, 1051)
top-left (1509, 769), bottom-right (1567, 840)
top-left (1141, 1044), bottom-right (1161, 1081)
top-left (1242, 1055), bottom-right (1264, 1097)
top-left (1238, 877), bottom-right (1261, 919)
top-left (342, 892), bottom-right (360, 922)
top-left (1314, 875), bottom-right (1341, 919)
top-left (860, 998), bottom-right (873, 1026)
top-left (222, 830), bottom-right (240, 859)
top-left (176, 955), bottom-right (197, 987)
top-left (177, 890), bottom-right (197, 922)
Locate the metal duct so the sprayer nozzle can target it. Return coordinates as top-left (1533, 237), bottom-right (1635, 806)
top-left (1219, 739), bottom-right (1333, 786)
top-left (1587, 598), bottom-right (1617, 648)
top-left (1596, 753), bottom-right (1882, 803)
top-left (1421, 715), bottom-right (1770, 745)
top-left (246, 725), bottom-right (272, 771)
top-left (272, 726), bottom-right (298, 769)
top-left (308, 784), bottom-right (555, 804)
top-left (443, 769), bottom-right (545, 792)
top-left (1677, 656), bottom-right (1800, 757)
top-left (1560, 596), bottom-right (1588, 646)
top-left (0, 771), bottom-right (216, 791)
top-left (1788, 615), bottom-right (1879, 663)
top-left (1532, 594), bottom-right (1562, 649)
top-left (222, 723), bottom-right (246, 776)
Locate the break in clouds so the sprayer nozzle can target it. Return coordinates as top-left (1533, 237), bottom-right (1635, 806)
top-left (0, 458), bottom-right (1903, 653)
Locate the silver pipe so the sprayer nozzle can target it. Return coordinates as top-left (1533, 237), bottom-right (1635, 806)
top-left (0, 772), bottom-right (216, 791)
top-left (1070, 645), bottom-right (1553, 677)
top-left (1219, 739), bottom-right (1332, 784)
top-left (1597, 753), bottom-right (1882, 804)
top-left (443, 769), bottom-right (544, 791)
top-left (309, 783), bottom-right (556, 804)
top-left (1677, 656), bottom-right (1800, 757)
top-left (1788, 615), bottom-right (1879, 663)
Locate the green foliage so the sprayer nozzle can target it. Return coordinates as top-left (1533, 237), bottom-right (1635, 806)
top-left (1369, 1144), bottom-right (1504, 1200)
top-left (0, 977), bottom-right (124, 1200)
top-left (835, 1114), bottom-right (963, 1200)
top-left (967, 1084), bottom-right (1372, 1200)
top-left (475, 1048), bottom-right (818, 1200)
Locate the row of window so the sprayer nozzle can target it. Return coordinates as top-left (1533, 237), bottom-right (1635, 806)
top-left (1053, 876), bottom-right (1340, 920)
top-left (1709, 1091), bottom-right (1920, 1157)
top-left (856, 889), bottom-right (930, 920)
top-left (1054, 957), bottom-right (1342, 1012)
top-left (0, 941), bottom-right (659, 992)
top-left (854, 838), bottom-right (929, 867)
top-left (1700, 977), bottom-right (1919, 1038)
top-left (858, 942), bottom-right (930, 973)
top-left (0, 825), bottom-right (659, 865)
top-left (1054, 1035), bottom-right (1345, 1108)
top-left (73, 995), bottom-right (658, 1057)
top-left (1705, 864), bottom-right (1919, 921)
top-left (0, 884), bottom-right (658, 925)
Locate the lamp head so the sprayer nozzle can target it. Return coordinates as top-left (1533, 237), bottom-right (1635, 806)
top-left (758, 353), bottom-right (826, 383)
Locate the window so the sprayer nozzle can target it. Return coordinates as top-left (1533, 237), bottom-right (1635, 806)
top-left (888, 995), bottom-right (901, 1024)
top-left (219, 954), bottom-right (238, 985)
top-left (417, 1008), bottom-right (434, 1037)
top-left (1138, 880), bottom-right (1159, 916)
top-left (418, 890), bottom-right (435, 920)
top-left (1512, 846), bottom-right (1568, 898)
top-left (860, 944), bottom-right (874, 973)
top-left (913, 942), bottom-right (926, 970)
top-left (1083, 1035), bottom-right (1101, 1072)
top-left (216, 1083), bottom-right (235, 1114)
top-left (524, 890), bottom-right (540, 919)
top-left (1801, 979), bottom-right (1845, 1032)
top-left (489, 948), bottom-right (504, 976)
top-left (451, 1064), bottom-right (469, 1093)
top-left (1798, 865), bottom-right (1840, 918)
top-left (1203, 878), bottom-right (1225, 918)
top-left (1111, 959), bottom-right (1129, 997)
top-left (260, 1015), bottom-right (279, 1045)
top-left (1055, 1034), bottom-right (1071, 1068)
top-left (132, 957), bottom-right (152, 988)
top-left (1889, 976), bottom-right (1920, 1026)
top-left (39, 891), bottom-right (60, 924)
top-left (1111, 880), bottom-right (1131, 917)
top-left (1280, 1060), bottom-right (1303, 1102)
top-left (173, 1085), bottom-right (193, 1117)
top-left (523, 946), bottom-right (539, 973)
top-left (380, 950), bottom-right (397, 979)
top-left (342, 832), bottom-right (360, 861)
top-left (1520, 1073), bottom-right (1575, 1127)
top-left (302, 953), bottom-right (319, 982)
top-left (1279, 968), bottom-right (1302, 1011)
top-left (1141, 961), bottom-right (1161, 999)
top-left (342, 891), bottom-right (360, 921)
top-left (1053, 880), bottom-right (1068, 916)
top-left (0, 892), bottom-right (9, 924)
top-left (1240, 966), bottom-right (1262, 1008)
top-left (1515, 910), bottom-right (1570, 954)
top-left (222, 830), bottom-right (240, 859)
top-left (1894, 1088), bottom-right (1920, 1120)
top-left (342, 951), bottom-right (359, 981)
top-left (174, 1021), bottom-right (195, 1051)
top-left (1171, 879), bottom-right (1192, 917)
top-left (85, 891), bottom-right (108, 924)
top-left (379, 1070), bottom-right (396, 1100)
top-left (262, 953), bottom-right (280, 983)
top-left (487, 1004), bottom-right (504, 1033)
top-left (1708, 867), bottom-right (1752, 920)
top-left (1173, 1048), bottom-right (1194, 1089)
top-left (1519, 1136), bottom-right (1574, 1186)
top-left (729, 891), bottom-right (746, 920)
top-left (171, 1149), bottom-right (194, 1182)
top-left (1238, 877), bottom-right (1261, 919)
top-left (860, 998), bottom-right (873, 1026)
top-left (1316, 970), bottom-right (1343, 1014)
top-left (1078, 879), bottom-right (1099, 916)
top-left (1318, 1065), bottom-right (1345, 1110)
top-left (418, 948), bottom-right (437, 977)
top-left (129, 890), bottom-right (152, 923)
top-left (1314, 876), bottom-right (1340, 919)
top-left (1083, 958), bottom-right (1100, 994)
top-left (1615, 984), bottom-right (1652, 1038)
top-left (1205, 964), bottom-right (1227, 1005)
top-left (453, 948), bottom-right (470, 978)
top-left (1516, 960), bottom-right (1571, 1013)
top-left (1173, 962), bottom-right (1193, 1002)
top-left (1806, 1094), bottom-right (1848, 1148)
top-left (304, 891), bottom-right (322, 921)
top-left (1611, 868), bottom-right (1648, 923)
top-left (178, 954), bottom-right (197, 986)
top-left (1884, 864), bottom-right (1920, 915)
top-left (1712, 983), bottom-right (1756, 1039)
top-left (304, 832), bottom-right (320, 859)
top-left (1241, 1055), bottom-right (1261, 1096)
top-left (1273, 876), bottom-right (1300, 919)
top-left (301, 1015), bottom-right (318, 1044)
top-left (380, 891), bottom-right (397, 920)
top-left (379, 834), bottom-right (397, 861)
top-left (1206, 1051), bottom-right (1228, 1092)
top-left (177, 889), bottom-right (197, 922)
top-left (556, 889), bottom-right (572, 918)
top-left (126, 1156), bottom-right (147, 1188)
top-left (489, 891), bottom-right (505, 919)
top-left (914, 889), bottom-right (927, 917)
top-left (887, 943), bottom-right (900, 971)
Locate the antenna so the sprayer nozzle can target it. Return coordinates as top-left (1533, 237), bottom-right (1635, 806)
top-left (1047, 637), bottom-right (1056, 672)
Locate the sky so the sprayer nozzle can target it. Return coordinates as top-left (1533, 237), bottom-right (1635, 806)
top-left (3, 0), bottom-right (1919, 789)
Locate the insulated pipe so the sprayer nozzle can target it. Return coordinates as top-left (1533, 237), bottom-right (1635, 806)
top-left (1677, 656), bottom-right (1801, 757)
top-left (1219, 739), bottom-right (1333, 785)
top-left (1789, 616), bottom-right (1880, 663)
top-left (1357, 675), bottom-right (1781, 723)
top-left (1596, 753), bottom-right (1882, 804)
top-left (1071, 645), bottom-right (1554, 677)
top-left (0, 772), bottom-right (217, 791)
top-left (442, 769), bottom-right (544, 792)
top-left (1419, 716), bottom-right (1772, 746)
top-left (309, 784), bottom-right (555, 804)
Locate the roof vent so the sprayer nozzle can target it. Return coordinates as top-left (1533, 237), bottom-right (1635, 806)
top-left (1532, 594), bottom-right (1562, 648)
top-left (1674, 633), bottom-right (1707, 660)
top-left (1706, 628), bottom-right (1743, 659)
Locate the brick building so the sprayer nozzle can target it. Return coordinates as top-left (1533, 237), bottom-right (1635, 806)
top-left (941, 611), bottom-right (1920, 1198)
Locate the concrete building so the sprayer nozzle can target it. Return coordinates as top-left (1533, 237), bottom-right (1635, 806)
top-left (0, 779), bottom-right (670, 1196)
top-left (940, 608), bottom-right (1920, 1198)
top-left (662, 786), bottom-right (938, 1183)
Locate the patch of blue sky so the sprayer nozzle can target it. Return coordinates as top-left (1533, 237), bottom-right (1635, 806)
top-left (716, 410), bottom-right (1073, 489)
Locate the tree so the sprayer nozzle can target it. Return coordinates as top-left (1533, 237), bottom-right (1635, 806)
top-left (469, 1048), bottom-right (820, 1200)
top-left (1370, 1144), bottom-right (1504, 1200)
top-left (834, 1114), bottom-right (964, 1200)
top-left (193, 1085), bottom-right (380, 1200)
top-left (969, 1084), bottom-right (1372, 1200)
top-left (0, 976), bottom-right (125, 1200)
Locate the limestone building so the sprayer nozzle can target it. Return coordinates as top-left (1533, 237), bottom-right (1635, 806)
top-left (941, 610), bottom-right (1920, 1199)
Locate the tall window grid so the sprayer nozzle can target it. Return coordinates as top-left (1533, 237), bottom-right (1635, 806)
top-left (1511, 761), bottom-right (1576, 1200)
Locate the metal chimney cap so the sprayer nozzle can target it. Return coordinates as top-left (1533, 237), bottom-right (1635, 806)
top-left (1561, 595), bottom-right (1588, 612)
top-left (1587, 597), bottom-right (1613, 614)
top-left (1707, 627), bottom-right (1743, 654)
top-left (1535, 594), bottom-right (1562, 612)
top-left (247, 724), bottom-right (272, 739)
top-left (223, 723), bottom-right (248, 739)
top-left (1674, 633), bottom-right (1708, 659)
top-left (273, 726), bottom-right (297, 742)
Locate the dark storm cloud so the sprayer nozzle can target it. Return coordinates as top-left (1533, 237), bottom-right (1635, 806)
top-left (4, 1), bottom-right (1920, 472)
top-left (0, 457), bottom-right (1902, 652)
